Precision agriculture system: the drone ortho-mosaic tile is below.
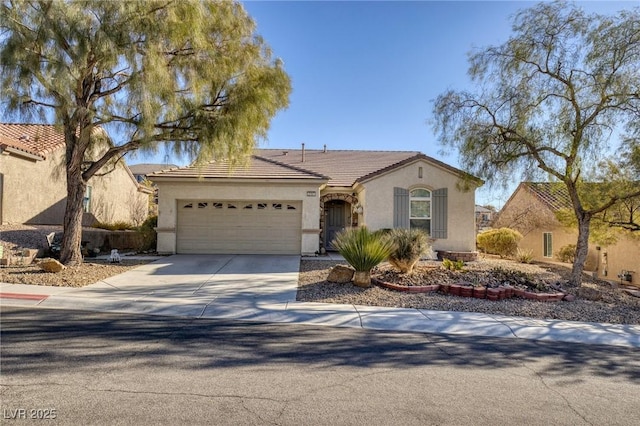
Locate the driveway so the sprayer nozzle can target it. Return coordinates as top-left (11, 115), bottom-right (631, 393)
top-left (36, 254), bottom-right (303, 317)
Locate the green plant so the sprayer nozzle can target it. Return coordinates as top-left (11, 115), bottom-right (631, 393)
top-left (442, 258), bottom-right (465, 271)
top-left (332, 226), bottom-right (394, 287)
top-left (136, 215), bottom-right (158, 252)
top-left (556, 244), bottom-right (576, 263)
top-left (515, 248), bottom-right (534, 264)
top-left (476, 228), bottom-right (522, 258)
top-left (92, 221), bottom-right (135, 231)
top-left (386, 229), bottom-right (430, 274)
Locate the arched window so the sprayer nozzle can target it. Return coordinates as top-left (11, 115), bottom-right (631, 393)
top-left (410, 188), bottom-right (431, 234)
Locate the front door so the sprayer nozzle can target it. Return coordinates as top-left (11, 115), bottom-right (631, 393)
top-left (325, 200), bottom-right (349, 250)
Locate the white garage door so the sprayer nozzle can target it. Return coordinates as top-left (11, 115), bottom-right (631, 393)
top-left (176, 200), bottom-right (302, 254)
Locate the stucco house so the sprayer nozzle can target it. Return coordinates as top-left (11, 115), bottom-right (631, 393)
top-left (0, 123), bottom-right (152, 226)
top-left (150, 147), bottom-right (482, 257)
top-left (494, 182), bottom-right (639, 286)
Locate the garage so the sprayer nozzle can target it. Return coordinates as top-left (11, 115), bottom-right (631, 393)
top-left (176, 199), bottom-right (302, 254)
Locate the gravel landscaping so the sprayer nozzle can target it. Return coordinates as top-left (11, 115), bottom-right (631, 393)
top-left (298, 258), bottom-right (640, 325)
top-left (3, 225), bottom-right (639, 325)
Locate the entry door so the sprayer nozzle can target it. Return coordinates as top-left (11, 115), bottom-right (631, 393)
top-left (325, 200), bottom-right (349, 250)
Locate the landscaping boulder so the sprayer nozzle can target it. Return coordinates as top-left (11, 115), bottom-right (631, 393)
top-left (327, 265), bottom-right (355, 283)
top-left (39, 258), bottom-right (66, 273)
top-left (577, 287), bottom-right (603, 301)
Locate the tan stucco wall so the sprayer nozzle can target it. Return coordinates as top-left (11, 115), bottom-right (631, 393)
top-left (495, 185), bottom-right (639, 285)
top-left (154, 180), bottom-right (323, 255)
top-left (358, 159), bottom-right (478, 252)
top-left (0, 149), bottom-right (148, 225)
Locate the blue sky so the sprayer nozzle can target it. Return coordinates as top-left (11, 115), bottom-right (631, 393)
top-left (135, 0), bottom-right (637, 207)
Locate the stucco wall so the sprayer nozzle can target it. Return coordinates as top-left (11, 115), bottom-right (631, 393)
top-left (154, 180), bottom-right (323, 255)
top-left (0, 148), bottom-right (148, 225)
top-left (359, 159), bottom-right (478, 252)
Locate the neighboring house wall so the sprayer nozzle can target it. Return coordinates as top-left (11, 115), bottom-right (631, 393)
top-left (359, 159), bottom-right (477, 252)
top-left (495, 184), bottom-right (639, 286)
top-left (0, 147), bottom-right (148, 226)
top-left (155, 180), bottom-right (322, 255)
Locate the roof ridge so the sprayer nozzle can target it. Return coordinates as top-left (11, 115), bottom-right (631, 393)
top-left (253, 155), bottom-right (330, 179)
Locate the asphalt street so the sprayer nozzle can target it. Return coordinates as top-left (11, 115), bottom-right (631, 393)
top-left (1, 307), bottom-right (639, 425)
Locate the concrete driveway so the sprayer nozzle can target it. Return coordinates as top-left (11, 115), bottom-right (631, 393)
top-left (36, 254), bottom-right (305, 318)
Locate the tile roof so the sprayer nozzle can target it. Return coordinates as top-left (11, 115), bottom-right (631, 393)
top-left (149, 155), bottom-right (328, 180)
top-left (151, 148), bottom-right (479, 186)
top-left (129, 163), bottom-right (179, 176)
top-left (256, 149), bottom-right (472, 187)
top-left (523, 182), bottom-right (573, 210)
top-left (0, 123), bottom-right (66, 158)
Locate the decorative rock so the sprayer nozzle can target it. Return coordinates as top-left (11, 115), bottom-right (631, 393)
top-left (577, 287), bottom-right (603, 301)
top-left (327, 265), bottom-right (355, 283)
top-left (563, 294), bottom-right (576, 302)
top-left (39, 258), bottom-right (66, 273)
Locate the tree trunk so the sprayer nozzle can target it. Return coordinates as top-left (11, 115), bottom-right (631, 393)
top-left (353, 270), bottom-right (371, 288)
top-left (60, 168), bottom-right (86, 266)
top-left (570, 215), bottom-right (591, 287)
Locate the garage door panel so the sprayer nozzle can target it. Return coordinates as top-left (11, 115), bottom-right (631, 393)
top-left (177, 200), bottom-right (302, 254)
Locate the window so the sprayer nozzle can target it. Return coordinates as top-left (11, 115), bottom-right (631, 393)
top-left (243, 204), bottom-right (253, 209)
top-left (543, 233), bottom-right (553, 257)
top-left (197, 202), bottom-right (208, 209)
top-left (410, 188), bottom-right (431, 234)
top-left (83, 186), bottom-right (92, 213)
top-left (212, 202), bottom-right (223, 209)
top-left (183, 203), bottom-right (193, 209)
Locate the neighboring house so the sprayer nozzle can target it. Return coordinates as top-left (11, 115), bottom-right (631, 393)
top-left (129, 163), bottom-right (179, 210)
top-left (129, 163), bottom-right (178, 184)
top-left (494, 182), bottom-right (639, 286)
top-left (475, 205), bottom-right (494, 231)
top-left (0, 123), bottom-right (152, 226)
top-left (150, 147), bottom-right (483, 256)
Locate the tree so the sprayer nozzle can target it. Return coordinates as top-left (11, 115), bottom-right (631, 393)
top-left (0, 0), bottom-right (291, 265)
top-left (432, 1), bottom-right (640, 285)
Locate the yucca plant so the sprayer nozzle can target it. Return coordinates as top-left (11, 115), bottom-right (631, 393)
top-left (387, 228), bottom-right (430, 274)
top-left (332, 226), bottom-right (394, 287)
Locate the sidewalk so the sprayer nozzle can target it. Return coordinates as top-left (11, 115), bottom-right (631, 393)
top-left (2, 280), bottom-right (638, 348)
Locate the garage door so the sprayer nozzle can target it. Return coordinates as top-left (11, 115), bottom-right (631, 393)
top-left (176, 200), bottom-right (302, 254)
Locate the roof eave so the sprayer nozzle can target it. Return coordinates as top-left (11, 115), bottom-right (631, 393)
top-left (1, 145), bottom-right (45, 161)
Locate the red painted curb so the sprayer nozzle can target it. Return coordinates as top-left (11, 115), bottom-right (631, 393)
top-left (0, 292), bottom-right (49, 301)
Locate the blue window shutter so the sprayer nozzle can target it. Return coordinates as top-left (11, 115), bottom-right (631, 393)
top-left (393, 187), bottom-right (409, 229)
top-left (432, 188), bottom-right (448, 239)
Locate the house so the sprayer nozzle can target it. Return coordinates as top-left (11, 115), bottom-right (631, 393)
top-left (475, 205), bottom-right (495, 231)
top-left (149, 147), bottom-right (482, 257)
top-left (0, 123), bottom-right (152, 226)
top-left (494, 182), bottom-right (639, 286)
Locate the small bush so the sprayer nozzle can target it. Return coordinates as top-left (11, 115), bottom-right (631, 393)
top-left (476, 228), bottom-right (522, 258)
top-left (556, 244), bottom-right (576, 263)
top-left (92, 221), bottom-right (135, 231)
top-left (442, 258), bottom-right (465, 271)
top-left (386, 229), bottom-right (430, 273)
top-left (515, 248), bottom-right (534, 264)
top-left (136, 215), bottom-right (157, 252)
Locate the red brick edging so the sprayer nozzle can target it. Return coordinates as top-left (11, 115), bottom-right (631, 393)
top-left (371, 278), bottom-right (570, 302)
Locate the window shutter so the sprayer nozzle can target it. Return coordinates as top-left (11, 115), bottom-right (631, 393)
top-left (393, 187), bottom-right (409, 229)
top-left (432, 188), bottom-right (448, 239)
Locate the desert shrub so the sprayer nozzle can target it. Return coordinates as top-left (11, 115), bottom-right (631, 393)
top-left (556, 244), bottom-right (576, 263)
top-left (442, 258), bottom-right (465, 271)
top-left (332, 226), bottom-right (394, 287)
top-left (386, 228), bottom-right (430, 274)
top-left (136, 215), bottom-right (157, 252)
top-left (476, 228), bottom-right (522, 258)
top-left (92, 221), bottom-right (135, 231)
top-left (515, 248), bottom-right (534, 264)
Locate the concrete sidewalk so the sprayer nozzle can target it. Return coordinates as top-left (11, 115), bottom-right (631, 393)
top-left (2, 254), bottom-right (639, 348)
